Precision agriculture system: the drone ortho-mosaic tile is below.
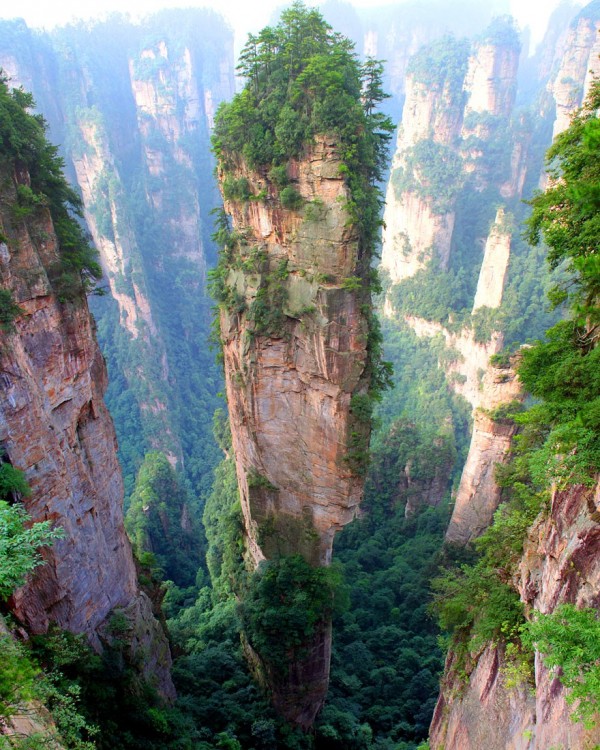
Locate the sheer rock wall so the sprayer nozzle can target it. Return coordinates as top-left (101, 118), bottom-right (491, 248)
top-left (0, 164), bottom-right (174, 699)
top-left (218, 136), bottom-right (371, 726)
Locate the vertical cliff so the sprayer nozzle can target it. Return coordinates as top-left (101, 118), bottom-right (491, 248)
top-left (547, 5), bottom-right (600, 139)
top-left (382, 21), bottom-right (520, 285)
top-left (0, 90), bottom-right (174, 698)
top-left (381, 36), bottom-right (468, 282)
top-left (0, 11), bottom-right (234, 497)
top-left (445, 355), bottom-right (522, 544)
top-left (430, 26), bottom-right (600, 746)
top-left (217, 137), bottom-right (372, 730)
top-left (212, 6), bottom-right (390, 729)
top-left (431, 480), bottom-right (600, 750)
top-left (218, 138), bottom-right (370, 569)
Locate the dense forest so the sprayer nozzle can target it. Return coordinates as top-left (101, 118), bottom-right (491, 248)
top-left (1, 1), bottom-right (599, 749)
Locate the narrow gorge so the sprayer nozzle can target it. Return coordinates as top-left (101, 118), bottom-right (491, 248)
top-left (0, 1), bottom-right (599, 749)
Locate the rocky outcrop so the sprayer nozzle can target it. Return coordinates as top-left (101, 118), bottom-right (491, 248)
top-left (381, 42), bottom-right (466, 283)
top-left (430, 643), bottom-right (535, 750)
top-left (404, 310), bottom-right (524, 540)
top-left (431, 479), bottom-right (600, 749)
top-left (382, 26), bottom-right (520, 285)
top-left (381, 190), bottom-right (455, 281)
top-left (218, 136), bottom-right (371, 725)
top-left (0, 165), bottom-right (174, 699)
top-left (405, 316), bottom-right (503, 410)
top-left (445, 358), bottom-right (522, 544)
top-left (548, 9), bottom-right (600, 139)
top-left (0, 12), bottom-right (235, 493)
top-left (219, 137), bottom-right (370, 568)
top-left (472, 208), bottom-right (511, 313)
top-left (462, 40), bottom-right (518, 121)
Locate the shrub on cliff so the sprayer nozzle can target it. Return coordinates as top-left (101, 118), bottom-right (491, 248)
top-left (0, 465), bottom-right (62, 600)
top-left (240, 555), bottom-right (347, 677)
top-left (0, 75), bottom-right (102, 299)
top-left (212, 1), bottom-right (393, 258)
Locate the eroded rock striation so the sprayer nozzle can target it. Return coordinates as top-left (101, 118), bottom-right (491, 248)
top-left (547, 6), bottom-right (600, 139)
top-left (219, 139), bottom-right (370, 565)
top-left (216, 135), bottom-right (373, 724)
top-left (382, 24), bottom-right (520, 284)
top-left (445, 356), bottom-right (522, 544)
top-left (431, 479), bottom-right (600, 750)
top-left (0, 11), bottom-right (234, 491)
top-left (0, 162), bottom-right (174, 699)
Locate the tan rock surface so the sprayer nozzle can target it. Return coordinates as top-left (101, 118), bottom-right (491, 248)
top-left (549, 15), bottom-right (600, 139)
top-left (432, 479), bottom-right (600, 749)
top-left (0, 166), bottom-right (174, 699)
top-left (219, 136), bottom-right (371, 725)
top-left (472, 208), bottom-right (511, 313)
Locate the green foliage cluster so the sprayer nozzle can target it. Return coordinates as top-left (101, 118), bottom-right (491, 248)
top-left (241, 555), bottom-right (345, 678)
top-left (517, 80), bottom-right (600, 485)
top-left (406, 35), bottom-right (469, 95)
top-left (0, 464), bottom-right (64, 600)
top-left (247, 259), bottom-right (290, 337)
top-left (476, 15), bottom-right (521, 50)
top-left (0, 624), bottom-right (98, 749)
top-left (527, 81), bottom-right (600, 336)
top-left (125, 452), bottom-right (204, 589)
top-left (222, 177), bottom-right (253, 202)
top-left (524, 605), bottom-right (600, 728)
top-left (0, 75), bottom-right (102, 300)
top-left (392, 139), bottom-right (464, 213)
top-left (212, 0), bottom-right (393, 289)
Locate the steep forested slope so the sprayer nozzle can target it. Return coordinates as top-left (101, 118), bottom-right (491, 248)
top-left (2, 2), bottom-right (598, 749)
top-left (0, 12), bottom-right (233, 502)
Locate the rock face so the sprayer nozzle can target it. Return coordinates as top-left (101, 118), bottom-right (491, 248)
top-left (218, 136), bottom-right (371, 725)
top-left (430, 12), bottom-right (600, 746)
top-left (381, 28), bottom-right (520, 284)
top-left (0, 165), bottom-right (174, 699)
top-left (430, 644), bottom-right (535, 750)
top-left (445, 357), bottom-right (522, 544)
top-left (0, 12), bottom-right (234, 492)
top-left (431, 479), bottom-right (600, 749)
top-left (548, 9), bottom-right (600, 139)
top-left (472, 208), bottom-right (511, 313)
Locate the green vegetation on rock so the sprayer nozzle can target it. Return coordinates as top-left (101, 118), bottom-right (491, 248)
top-left (430, 78), bottom-right (600, 725)
top-left (0, 75), bottom-right (102, 300)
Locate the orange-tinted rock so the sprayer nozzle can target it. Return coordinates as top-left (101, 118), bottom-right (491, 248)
top-left (218, 136), bottom-right (371, 725)
top-left (431, 479), bottom-right (600, 750)
top-left (0, 167), bottom-right (174, 699)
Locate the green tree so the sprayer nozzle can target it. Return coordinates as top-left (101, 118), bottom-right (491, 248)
top-left (0, 464), bottom-right (62, 599)
top-left (526, 79), bottom-right (600, 338)
top-left (125, 451), bottom-right (203, 588)
top-left (0, 75), bottom-right (102, 298)
top-left (0, 500), bottom-right (62, 599)
top-left (525, 605), bottom-right (600, 728)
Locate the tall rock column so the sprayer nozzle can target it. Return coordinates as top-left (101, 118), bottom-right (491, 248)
top-left (0, 99), bottom-right (174, 699)
top-left (219, 138), bottom-right (370, 568)
top-left (216, 138), bottom-right (372, 726)
top-left (211, 6), bottom-right (389, 729)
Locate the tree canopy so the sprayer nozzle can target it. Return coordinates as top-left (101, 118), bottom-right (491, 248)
top-left (0, 74), bottom-right (102, 299)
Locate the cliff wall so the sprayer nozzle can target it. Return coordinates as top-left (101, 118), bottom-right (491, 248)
top-left (548, 10), bottom-right (600, 139)
top-left (431, 479), bottom-right (600, 750)
top-left (220, 138), bottom-right (369, 567)
top-left (0, 12), bottom-right (235, 495)
top-left (0, 163), bottom-right (174, 698)
top-left (430, 9), bottom-right (600, 744)
top-left (217, 136), bottom-right (371, 726)
top-left (381, 29), bottom-right (520, 284)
